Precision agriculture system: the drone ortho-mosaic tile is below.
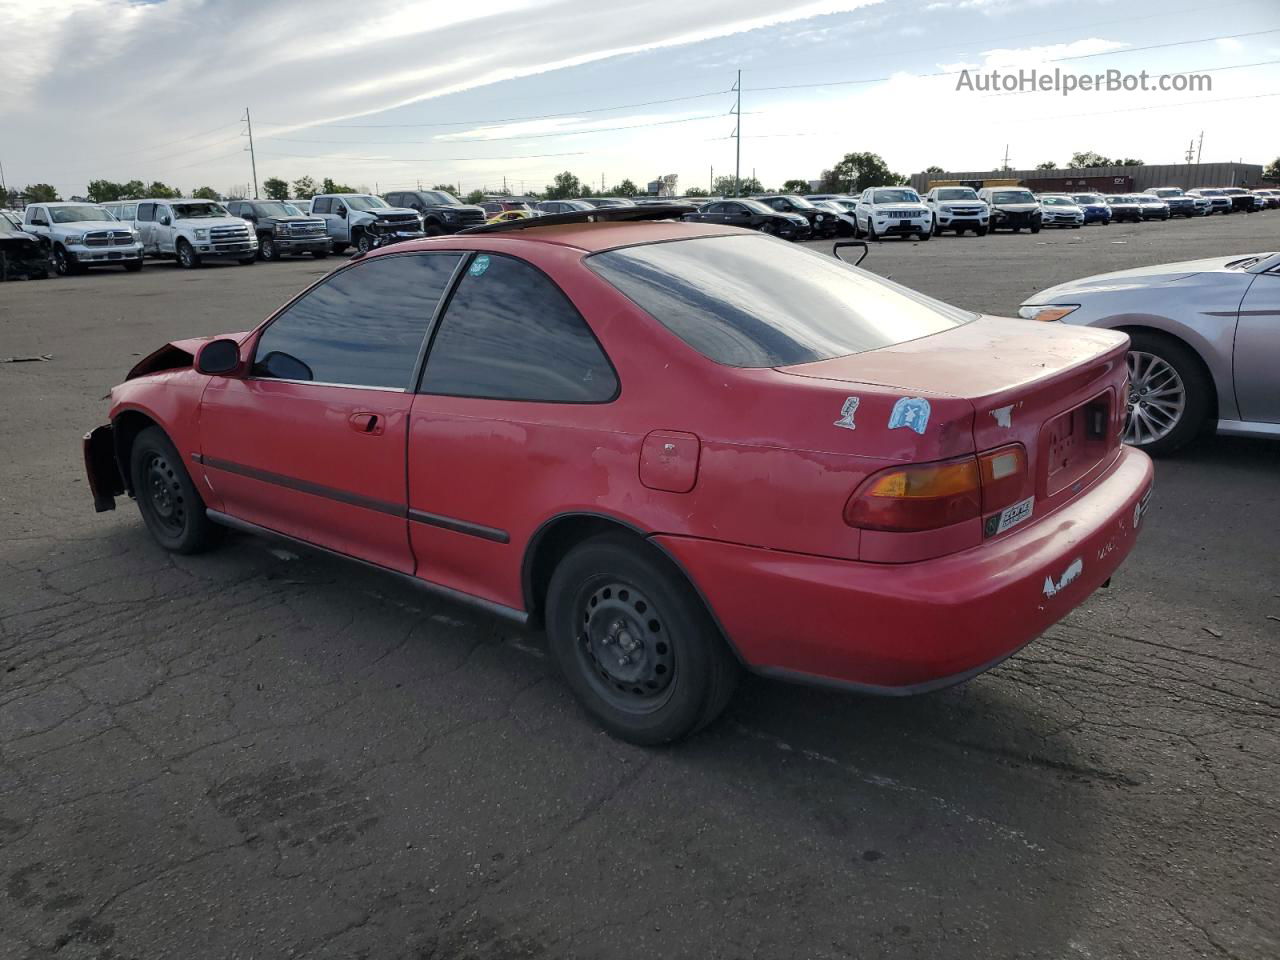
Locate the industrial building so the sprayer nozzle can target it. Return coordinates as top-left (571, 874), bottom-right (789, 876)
top-left (909, 162), bottom-right (1266, 194)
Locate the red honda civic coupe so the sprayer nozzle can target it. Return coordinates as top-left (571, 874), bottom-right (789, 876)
top-left (84, 207), bottom-right (1154, 744)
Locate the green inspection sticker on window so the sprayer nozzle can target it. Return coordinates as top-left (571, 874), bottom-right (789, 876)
top-left (469, 255), bottom-right (490, 277)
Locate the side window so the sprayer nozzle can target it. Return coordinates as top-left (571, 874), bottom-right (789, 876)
top-left (226, 202), bottom-right (240, 216)
top-left (313, 197), bottom-right (331, 214)
top-left (386, 193), bottom-right (401, 206)
top-left (24, 207), bottom-right (39, 224)
top-left (421, 254), bottom-right (617, 403)
top-left (136, 203), bottom-right (155, 222)
top-left (122, 204), bottom-right (137, 220)
top-left (253, 253), bottom-right (462, 389)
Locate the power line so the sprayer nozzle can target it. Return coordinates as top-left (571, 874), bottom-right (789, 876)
top-left (260, 112), bottom-right (726, 146)
top-left (255, 89), bottom-right (732, 130)
top-left (743, 28), bottom-right (1280, 92)
top-left (254, 149), bottom-right (592, 164)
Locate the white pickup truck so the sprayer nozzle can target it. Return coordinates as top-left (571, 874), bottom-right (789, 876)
top-left (23, 202), bottom-right (144, 275)
top-left (126, 199), bottom-right (258, 269)
top-left (309, 193), bottom-right (424, 254)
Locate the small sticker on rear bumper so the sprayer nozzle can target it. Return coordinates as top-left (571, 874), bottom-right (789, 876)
top-left (986, 496), bottom-right (1034, 537)
top-left (1042, 557), bottom-right (1084, 598)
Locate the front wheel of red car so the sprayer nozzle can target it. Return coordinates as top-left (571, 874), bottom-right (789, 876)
top-left (130, 426), bottom-right (221, 554)
top-left (546, 535), bottom-right (739, 745)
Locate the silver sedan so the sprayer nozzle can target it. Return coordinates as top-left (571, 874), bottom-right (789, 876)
top-left (1019, 252), bottom-right (1280, 454)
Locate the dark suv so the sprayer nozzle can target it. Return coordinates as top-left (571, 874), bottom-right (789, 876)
top-left (384, 190), bottom-right (486, 234)
top-left (225, 200), bottom-right (330, 260)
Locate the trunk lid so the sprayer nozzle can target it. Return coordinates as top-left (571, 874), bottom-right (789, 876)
top-left (776, 316), bottom-right (1130, 521)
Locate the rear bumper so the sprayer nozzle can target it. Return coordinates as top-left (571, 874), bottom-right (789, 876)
top-left (657, 445), bottom-right (1154, 693)
top-left (83, 424), bottom-right (124, 512)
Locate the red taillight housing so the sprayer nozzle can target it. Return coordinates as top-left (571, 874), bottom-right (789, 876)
top-left (845, 444), bottom-right (1028, 533)
top-left (844, 456), bottom-right (982, 532)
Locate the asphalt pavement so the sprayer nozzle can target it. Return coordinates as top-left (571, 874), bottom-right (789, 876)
top-left (1, 212), bottom-right (1277, 959)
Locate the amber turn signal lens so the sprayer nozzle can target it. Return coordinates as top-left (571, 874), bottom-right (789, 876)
top-left (845, 456), bottom-right (982, 532)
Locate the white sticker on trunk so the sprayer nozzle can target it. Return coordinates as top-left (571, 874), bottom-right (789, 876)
top-left (833, 396), bottom-right (860, 431)
top-left (1042, 557), bottom-right (1084, 598)
top-left (995, 496), bottom-right (1034, 535)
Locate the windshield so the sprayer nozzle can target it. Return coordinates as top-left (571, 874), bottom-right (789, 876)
top-left (936, 188), bottom-right (978, 200)
top-left (51, 205), bottom-right (115, 223)
top-left (422, 191), bottom-right (460, 205)
top-left (0, 213), bottom-right (25, 233)
top-left (172, 202), bottom-right (227, 219)
top-left (253, 202), bottom-right (303, 218)
top-left (1072, 194), bottom-right (1102, 204)
top-left (345, 196), bottom-right (388, 211)
top-left (1042, 197), bottom-right (1074, 206)
top-left (1105, 195), bottom-right (1128, 203)
top-left (871, 189), bottom-right (920, 204)
top-left (1151, 189), bottom-right (1182, 197)
top-left (589, 234), bottom-right (975, 368)
top-left (737, 199), bottom-right (775, 215)
top-left (992, 190), bottom-right (1036, 204)
top-left (778, 195), bottom-right (816, 209)
top-left (1137, 196), bottom-right (1159, 203)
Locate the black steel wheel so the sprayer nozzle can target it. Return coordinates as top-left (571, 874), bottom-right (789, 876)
top-left (130, 426), bottom-right (220, 554)
top-left (546, 534), bottom-right (739, 745)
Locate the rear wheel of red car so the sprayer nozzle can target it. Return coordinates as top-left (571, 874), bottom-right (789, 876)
top-left (1123, 331), bottom-right (1210, 456)
top-left (546, 534), bottom-right (739, 745)
top-left (130, 426), bottom-right (220, 554)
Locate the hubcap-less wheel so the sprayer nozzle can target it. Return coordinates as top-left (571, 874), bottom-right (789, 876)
top-left (578, 582), bottom-right (675, 713)
top-left (144, 451), bottom-right (187, 536)
top-left (1125, 350), bottom-right (1186, 446)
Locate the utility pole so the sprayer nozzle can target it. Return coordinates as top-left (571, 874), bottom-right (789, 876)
top-left (710, 165), bottom-right (713, 194)
top-left (242, 108), bottom-right (259, 199)
top-left (1001, 144), bottom-right (1011, 171)
top-left (0, 154), bottom-right (6, 200)
top-left (1196, 131), bottom-right (1204, 164)
top-left (733, 70), bottom-right (742, 197)
top-left (1185, 140), bottom-right (1195, 164)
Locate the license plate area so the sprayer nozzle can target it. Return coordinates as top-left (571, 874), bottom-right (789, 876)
top-left (1043, 392), bottom-right (1112, 497)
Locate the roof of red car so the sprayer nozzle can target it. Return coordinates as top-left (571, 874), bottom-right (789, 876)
top-left (401, 220), bottom-right (744, 254)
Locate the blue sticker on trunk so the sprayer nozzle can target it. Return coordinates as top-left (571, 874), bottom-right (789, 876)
top-left (469, 255), bottom-right (490, 277)
top-left (888, 396), bottom-right (931, 434)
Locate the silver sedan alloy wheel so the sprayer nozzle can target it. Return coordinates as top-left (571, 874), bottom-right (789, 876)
top-left (1125, 350), bottom-right (1186, 446)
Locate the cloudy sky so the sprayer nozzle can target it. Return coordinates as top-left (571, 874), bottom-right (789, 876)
top-left (2, 0), bottom-right (1277, 198)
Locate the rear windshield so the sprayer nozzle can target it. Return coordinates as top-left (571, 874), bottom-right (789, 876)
top-left (588, 234), bottom-right (976, 368)
top-left (935, 188), bottom-right (978, 200)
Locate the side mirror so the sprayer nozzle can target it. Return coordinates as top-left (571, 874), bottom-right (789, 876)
top-left (159, 214), bottom-right (171, 226)
top-left (337, 207), bottom-right (347, 219)
top-left (32, 218), bottom-right (48, 227)
top-left (196, 339), bottom-right (241, 376)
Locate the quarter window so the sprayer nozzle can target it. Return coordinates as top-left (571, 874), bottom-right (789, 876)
top-left (420, 254), bottom-right (617, 402)
top-left (252, 253), bottom-right (463, 389)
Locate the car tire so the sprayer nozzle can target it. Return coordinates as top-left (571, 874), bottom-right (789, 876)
top-left (259, 238), bottom-right (278, 261)
top-left (311, 250), bottom-right (330, 259)
top-left (866, 219), bottom-right (879, 241)
top-left (1123, 331), bottom-right (1211, 456)
top-left (54, 247), bottom-right (82, 276)
top-left (356, 232), bottom-right (373, 254)
top-left (918, 229), bottom-right (931, 241)
top-left (423, 222), bottom-right (443, 237)
top-left (332, 243), bottom-right (347, 254)
top-left (760, 221), bottom-right (778, 236)
top-left (124, 260), bottom-right (142, 272)
top-left (177, 239), bottom-right (199, 269)
top-left (546, 533), bottom-right (740, 745)
top-left (129, 426), bottom-right (222, 554)
top-left (1030, 224), bottom-right (1041, 234)
top-left (975, 226), bottom-right (988, 236)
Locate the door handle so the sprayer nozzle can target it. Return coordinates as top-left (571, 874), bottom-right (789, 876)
top-left (349, 412), bottom-right (383, 435)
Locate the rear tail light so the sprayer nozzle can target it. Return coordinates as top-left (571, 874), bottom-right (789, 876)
top-left (846, 444), bottom-right (1029, 533)
top-left (844, 456), bottom-right (982, 532)
top-left (977, 444), bottom-right (1027, 511)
